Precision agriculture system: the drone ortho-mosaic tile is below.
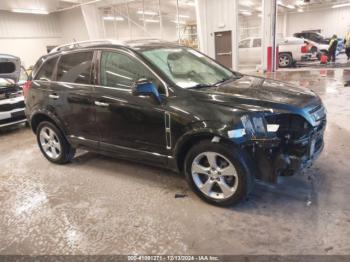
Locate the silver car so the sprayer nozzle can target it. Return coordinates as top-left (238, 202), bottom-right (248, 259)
top-left (0, 54), bottom-right (27, 128)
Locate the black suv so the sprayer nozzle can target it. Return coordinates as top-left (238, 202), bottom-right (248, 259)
top-left (25, 40), bottom-right (326, 206)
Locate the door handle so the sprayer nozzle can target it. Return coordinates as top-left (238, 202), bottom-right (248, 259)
top-left (94, 101), bottom-right (109, 107)
top-left (49, 94), bottom-right (59, 99)
top-left (217, 52), bottom-right (232, 56)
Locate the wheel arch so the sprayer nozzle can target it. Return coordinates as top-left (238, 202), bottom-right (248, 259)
top-left (279, 51), bottom-right (293, 58)
top-left (177, 132), bottom-right (256, 198)
top-left (174, 131), bottom-right (237, 172)
top-left (30, 111), bottom-right (66, 135)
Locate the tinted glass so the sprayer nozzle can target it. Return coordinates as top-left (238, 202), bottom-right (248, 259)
top-left (35, 57), bottom-right (58, 81)
top-left (100, 51), bottom-right (158, 90)
top-left (56, 52), bottom-right (93, 84)
top-left (253, 38), bottom-right (261, 47)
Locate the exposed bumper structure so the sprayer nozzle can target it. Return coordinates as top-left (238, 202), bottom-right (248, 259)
top-left (229, 105), bottom-right (327, 183)
top-left (253, 116), bottom-right (326, 183)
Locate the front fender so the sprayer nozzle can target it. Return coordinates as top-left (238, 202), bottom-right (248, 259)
top-left (172, 120), bottom-right (257, 190)
top-left (173, 120), bottom-right (239, 157)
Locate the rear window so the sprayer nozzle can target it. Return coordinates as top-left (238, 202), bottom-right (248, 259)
top-left (56, 52), bottom-right (93, 84)
top-left (35, 57), bottom-right (58, 81)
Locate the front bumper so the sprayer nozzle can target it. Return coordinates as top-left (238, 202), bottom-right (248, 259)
top-left (252, 119), bottom-right (326, 183)
top-left (0, 96), bottom-right (26, 128)
top-left (274, 133), bottom-right (324, 177)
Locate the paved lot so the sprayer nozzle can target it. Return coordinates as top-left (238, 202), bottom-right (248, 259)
top-left (1, 68), bottom-right (350, 255)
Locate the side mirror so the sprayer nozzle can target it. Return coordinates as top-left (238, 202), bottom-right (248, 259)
top-left (132, 79), bottom-right (162, 104)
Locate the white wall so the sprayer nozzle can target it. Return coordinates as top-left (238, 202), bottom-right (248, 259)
top-left (58, 7), bottom-right (89, 44)
top-left (0, 11), bottom-right (62, 67)
top-left (196, 0), bottom-right (239, 69)
top-left (286, 6), bottom-right (350, 38)
top-left (103, 19), bottom-right (178, 41)
top-left (239, 14), bottom-right (284, 40)
top-left (0, 8), bottom-right (90, 67)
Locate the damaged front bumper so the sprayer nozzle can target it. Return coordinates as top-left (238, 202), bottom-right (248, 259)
top-left (229, 110), bottom-right (326, 183)
top-left (253, 120), bottom-right (325, 183)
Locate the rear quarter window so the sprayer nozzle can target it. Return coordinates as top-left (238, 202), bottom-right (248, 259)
top-left (35, 57), bottom-right (58, 81)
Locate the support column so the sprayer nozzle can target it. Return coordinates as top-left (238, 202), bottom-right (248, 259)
top-left (81, 5), bottom-right (104, 40)
top-left (261, 0), bottom-right (278, 72)
top-left (231, 0), bottom-right (239, 71)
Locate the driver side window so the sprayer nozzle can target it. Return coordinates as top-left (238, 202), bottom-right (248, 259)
top-left (100, 51), bottom-right (164, 94)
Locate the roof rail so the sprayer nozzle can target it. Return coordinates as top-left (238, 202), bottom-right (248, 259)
top-left (50, 39), bottom-right (125, 53)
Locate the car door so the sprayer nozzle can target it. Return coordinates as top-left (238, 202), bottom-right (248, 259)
top-left (93, 49), bottom-right (167, 156)
top-left (50, 51), bottom-right (98, 144)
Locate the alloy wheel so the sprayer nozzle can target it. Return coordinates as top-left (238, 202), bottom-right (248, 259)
top-left (191, 152), bottom-right (238, 200)
top-left (39, 127), bottom-right (62, 160)
top-left (279, 56), bottom-right (290, 67)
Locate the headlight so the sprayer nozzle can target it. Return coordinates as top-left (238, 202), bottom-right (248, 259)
top-left (228, 114), bottom-right (279, 140)
top-left (267, 124), bottom-right (279, 132)
top-left (310, 105), bottom-right (326, 122)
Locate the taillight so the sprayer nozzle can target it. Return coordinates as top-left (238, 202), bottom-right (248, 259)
top-left (301, 45), bottom-right (308, 53)
top-left (23, 80), bottom-right (32, 98)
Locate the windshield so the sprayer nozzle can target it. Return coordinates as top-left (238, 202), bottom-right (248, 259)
top-left (141, 47), bottom-right (237, 89)
top-left (313, 33), bottom-right (325, 41)
top-left (0, 78), bottom-right (15, 87)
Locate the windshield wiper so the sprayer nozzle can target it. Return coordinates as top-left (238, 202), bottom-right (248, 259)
top-left (188, 83), bottom-right (213, 89)
top-left (214, 75), bottom-right (241, 86)
top-left (214, 78), bottom-right (228, 86)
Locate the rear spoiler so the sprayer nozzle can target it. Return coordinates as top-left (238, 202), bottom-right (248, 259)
top-left (0, 54), bottom-right (21, 83)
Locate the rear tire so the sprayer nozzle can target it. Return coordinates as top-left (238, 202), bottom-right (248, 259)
top-left (184, 140), bottom-right (252, 206)
top-left (279, 53), bottom-right (293, 68)
top-left (36, 121), bottom-right (75, 164)
top-left (310, 46), bottom-right (317, 54)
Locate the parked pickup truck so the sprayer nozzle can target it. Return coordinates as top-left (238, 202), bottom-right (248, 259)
top-left (239, 37), bottom-right (312, 68)
top-left (0, 54), bottom-right (27, 128)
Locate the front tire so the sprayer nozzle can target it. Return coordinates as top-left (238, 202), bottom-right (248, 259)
top-left (36, 121), bottom-right (75, 164)
top-left (279, 53), bottom-right (293, 68)
top-left (184, 140), bottom-right (251, 206)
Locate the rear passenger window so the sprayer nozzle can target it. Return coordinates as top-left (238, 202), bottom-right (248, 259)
top-left (35, 57), bottom-right (58, 81)
top-left (56, 52), bottom-right (93, 84)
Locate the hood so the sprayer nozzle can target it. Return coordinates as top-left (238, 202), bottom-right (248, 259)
top-left (0, 54), bottom-right (21, 84)
top-left (190, 75), bottom-right (321, 113)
